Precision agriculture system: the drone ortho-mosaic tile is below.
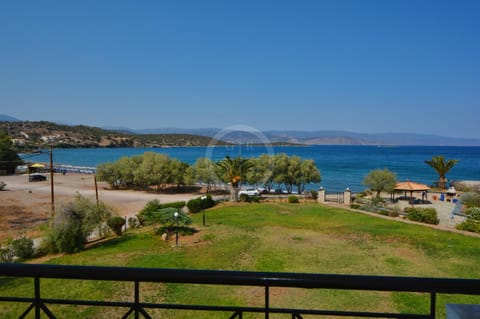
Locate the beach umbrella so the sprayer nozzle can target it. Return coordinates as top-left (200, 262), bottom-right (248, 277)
top-left (29, 163), bottom-right (45, 174)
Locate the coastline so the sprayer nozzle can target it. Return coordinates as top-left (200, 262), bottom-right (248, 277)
top-left (18, 145), bottom-right (480, 193)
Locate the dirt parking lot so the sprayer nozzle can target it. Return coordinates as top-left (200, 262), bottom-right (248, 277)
top-left (0, 174), bottom-right (199, 242)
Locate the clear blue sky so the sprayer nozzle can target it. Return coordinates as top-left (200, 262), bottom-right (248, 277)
top-left (1, 1), bottom-right (479, 138)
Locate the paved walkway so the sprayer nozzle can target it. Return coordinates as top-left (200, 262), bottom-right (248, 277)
top-left (393, 199), bottom-right (465, 228)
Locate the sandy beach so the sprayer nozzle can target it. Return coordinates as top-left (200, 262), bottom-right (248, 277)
top-left (0, 173), bottom-right (201, 241)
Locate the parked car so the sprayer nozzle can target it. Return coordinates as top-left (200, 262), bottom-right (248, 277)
top-left (29, 174), bottom-right (47, 182)
top-left (270, 188), bottom-right (287, 194)
top-left (238, 188), bottom-right (260, 196)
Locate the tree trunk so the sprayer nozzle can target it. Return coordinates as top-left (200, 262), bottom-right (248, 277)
top-left (438, 176), bottom-right (447, 189)
top-left (230, 186), bottom-right (239, 202)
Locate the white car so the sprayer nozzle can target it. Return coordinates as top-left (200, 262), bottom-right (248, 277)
top-left (238, 188), bottom-right (260, 196)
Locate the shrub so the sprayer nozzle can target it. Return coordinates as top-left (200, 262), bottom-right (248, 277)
top-left (376, 208), bottom-right (389, 216)
top-left (128, 216), bottom-right (140, 229)
top-left (187, 198), bottom-right (202, 213)
top-left (239, 194), bottom-right (260, 203)
top-left (46, 215), bottom-right (85, 254)
top-left (137, 199), bottom-right (162, 225)
top-left (11, 235), bottom-right (34, 260)
top-left (350, 204), bottom-right (361, 209)
top-left (370, 196), bottom-right (385, 206)
top-left (405, 207), bottom-right (439, 225)
top-left (159, 201), bottom-right (186, 210)
top-left (304, 190), bottom-right (318, 200)
top-left (288, 195), bottom-right (299, 203)
top-left (456, 220), bottom-right (480, 233)
top-left (465, 207), bottom-right (480, 220)
top-left (460, 192), bottom-right (480, 208)
top-left (107, 216), bottom-right (125, 236)
top-left (0, 181), bottom-right (6, 191)
top-left (187, 195), bottom-right (215, 213)
top-left (43, 194), bottom-right (113, 254)
top-left (0, 245), bottom-right (14, 263)
top-left (388, 210), bottom-right (400, 217)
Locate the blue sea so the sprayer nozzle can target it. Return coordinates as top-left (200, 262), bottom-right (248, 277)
top-left (22, 145), bottom-right (480, 192)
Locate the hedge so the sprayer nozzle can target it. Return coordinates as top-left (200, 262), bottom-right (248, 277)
top-left (404, 207), bottom-right (439, 225)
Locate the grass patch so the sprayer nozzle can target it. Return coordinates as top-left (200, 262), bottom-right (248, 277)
top-left (2, 203), bottom-right (480, 318)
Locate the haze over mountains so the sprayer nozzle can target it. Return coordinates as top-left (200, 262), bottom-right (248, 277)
top-left (1, 114), bottom-right (479, 146)
top-left (110, 127), bottom-right (480, 147)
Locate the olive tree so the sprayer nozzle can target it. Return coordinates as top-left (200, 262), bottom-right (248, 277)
top-left (44, 193), bottom-right (113, 253)
top-left (246, 154), bottom-right (275, 191)
top-left (363, 169), bottom-right (397, 198)
top-left (0, 132), bottom-right (22, 175)
top-left (193, 157), bottom-right (218, 192)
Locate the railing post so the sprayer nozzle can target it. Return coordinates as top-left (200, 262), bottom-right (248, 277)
top-left (229, 311), bottom-right (242, 319)
top-left (35, 277), bottom-right (41, 319)
top-left (430, 292), bottom-right (436, 319)
top-left (265, 285), bottom-right (269, 319)
top-left (135, 281), bottom-right (140, 319)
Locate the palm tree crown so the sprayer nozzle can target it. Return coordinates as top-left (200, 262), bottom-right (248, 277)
top-left (216, 156), bottom-right (253, 200)
top-left (424, 155), bottom-right (459, 189)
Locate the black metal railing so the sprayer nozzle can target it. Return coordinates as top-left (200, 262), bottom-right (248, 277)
top-left (1, 263), bottom-right (480, 318)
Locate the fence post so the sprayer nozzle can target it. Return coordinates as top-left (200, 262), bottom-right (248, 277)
top-left (317, 187), bottom-right (326, 203)
top-left (343, 188), bottom-right (351, 205)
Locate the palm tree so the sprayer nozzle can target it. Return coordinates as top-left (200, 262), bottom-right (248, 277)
top-left (216, 156), bottom-right (253, 201)
top-left (424, 155), bottom-right (459, 189)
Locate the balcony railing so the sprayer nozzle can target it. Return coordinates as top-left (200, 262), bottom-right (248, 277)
top-left (1, 263), bottom-right (480, 318)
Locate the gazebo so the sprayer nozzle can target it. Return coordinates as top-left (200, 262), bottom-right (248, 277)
top-left (393, 181), bottom-right (431, 202)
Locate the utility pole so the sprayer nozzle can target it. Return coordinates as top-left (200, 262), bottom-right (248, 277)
top-left (94, 175), bottom-right (99, 208)
top-left (50, 145), bottom-right (55, 222)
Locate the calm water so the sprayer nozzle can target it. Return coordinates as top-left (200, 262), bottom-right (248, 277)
top-left (23, 145), bottom-right (480, 192)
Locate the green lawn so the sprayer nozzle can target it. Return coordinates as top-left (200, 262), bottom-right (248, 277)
top-left (1, 202), bottom-right (480, 318)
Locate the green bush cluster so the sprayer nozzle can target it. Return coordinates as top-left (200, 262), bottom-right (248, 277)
top-left (239, 194), bottom-right (260, 203)
top-left (128, 217), bottom-right (140, 229)
top-left (288, 195), bottom-right (299, 203)
top-left (42, 194), bottom-right (113, 254)
top-left (456, 220), bottom-right (480, 233)
top-left (404, 207), bottom-right (439, 225)
top-left (137, 199), bottom-right (187, 225)
top-left (11, 235), bottom-right (34, 259)
top-left (187, 195), bottom-right (215, 213)
top-left (0, 181), bottom-right (6, 191)
top-left (460, 192), bottom-right (480, 208)
top-left (107, 217), bottom-right (125, 236)
top-left (466, 207), bottom-right (480, 218)
top-left (161, 201), bottom-right (187, 209)
top-left (0, 245), bottom-right (14, 263)
top-left (456, 207), bottom-right (480, 233)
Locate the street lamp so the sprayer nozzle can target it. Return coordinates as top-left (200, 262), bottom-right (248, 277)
top-left (201, 195), bottom-right (207, 227)
top-left (174, 211), bottom-right (179, 247)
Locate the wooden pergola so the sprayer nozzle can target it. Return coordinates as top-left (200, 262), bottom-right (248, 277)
top-left (393, 181), bottom-right (431, 202)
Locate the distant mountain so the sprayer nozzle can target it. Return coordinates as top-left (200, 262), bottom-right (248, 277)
top-left (263, 130), bottom-right (480, 146)
top-left (1, 121), bottom-right (228, 149)
top-left (118, 127), bottom-right (480, 146)
top-left (2, 114), bottom-right (479, 146)
top-left (0, 114), bottom-right (21, 122)
top-left (132, 127), bottom-right (221, 137)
